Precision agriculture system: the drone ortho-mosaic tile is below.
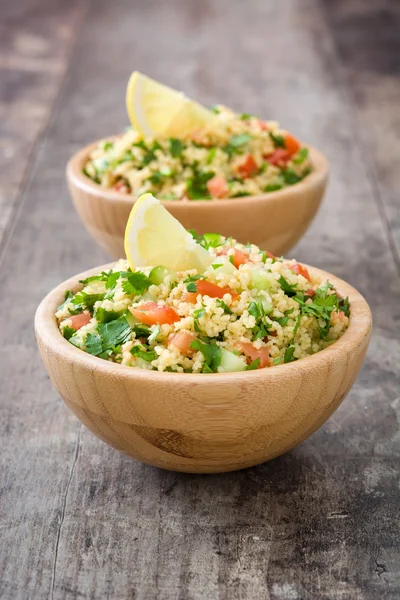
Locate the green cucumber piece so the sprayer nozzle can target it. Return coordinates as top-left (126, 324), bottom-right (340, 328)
top-left (250, 268), bottom-right (272, 291)
top-left (219, 349), bottom-right (246, 372)
top-left (210, 256), bottom-right (236, 275)
top-left (149, 266), bottom-right (177, 285)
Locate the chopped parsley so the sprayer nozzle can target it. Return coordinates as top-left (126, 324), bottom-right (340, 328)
top-left (284, 345), bottom-right (296, 363)
top-left (169, 138), bottom-right (185, 157)
top-left (62, 325), bottom-right (75, 341)
top-left (216, 299), bottom-right (232, 314)
top-left (270, 132), bottom-right (285, 148)
top-left (190, 339), bottom-right (222, 373)
top-left (278, 275), bottom-right (298, 297)
top-left (293, 147), bottom-right (309, 164)
top-left (130, 345), bottom-right (157, 362)
top-left (282, 169), bottom-right (302, 186)
top-left (97, 317), bottom-right (131, 350)
top-left (186, 169), bottom-right (214, 200)
top-left (85, 333), bottom-right (103, 356)
top-left (245, 358), bottom-right (260, 370)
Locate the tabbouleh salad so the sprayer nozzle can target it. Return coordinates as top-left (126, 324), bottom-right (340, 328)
top-left (56, 233), bottom-right (349, 373)
top-left (83, 106), bottom-right (312, 200)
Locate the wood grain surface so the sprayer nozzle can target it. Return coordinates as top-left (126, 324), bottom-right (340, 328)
top-left (1, 0), bottom-right (400, 598)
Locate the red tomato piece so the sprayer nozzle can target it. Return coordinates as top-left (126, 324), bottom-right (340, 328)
top-left (217, 248), bottom-right (250, 269)
top-left (257, 120), bottom-right (269, 131)
top-left (306, 288), bottom-right (315, 297)
top-left (196, 279), bottom-right (239, 300)
top-left (284, 134), bottom-right (301, 156)
top-left (264, 148), bottom-right (290, 166)
top-left (183, 292), bottom-right (199, 303)
top-left (236, 154), bottom-right (258, 178)
top-left (207, 175), bottom-right (229, 198)
top-left (240, 342), bottom-right (270, 368)
top-left (129, 302), bottom-right (180, 325)
top-left (291, 263), bottom-right (311, 282)
top-left (69, 312), bottom-right (91, 331)
top-left (232, 249), bottom-right (249, 269)
top-left (114, 180), bottom-right (129, 193)
top-left (265, 250), bottom-right (276, 260)
top-left (169, 331), bottom-right (197, 354)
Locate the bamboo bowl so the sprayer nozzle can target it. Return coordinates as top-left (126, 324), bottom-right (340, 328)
top-left (67, 142), bottom-right (329, 258)
top-left (35, 263), bottom-right (371, 474)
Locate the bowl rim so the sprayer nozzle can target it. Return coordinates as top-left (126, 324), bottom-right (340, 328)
top-left (66, 138), bottom-right (329, 208)
top-left (35, 262), bottom-right (372, 384)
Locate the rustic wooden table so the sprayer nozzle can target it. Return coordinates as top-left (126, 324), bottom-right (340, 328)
top-left (1, 1), bottom-right (399, 598)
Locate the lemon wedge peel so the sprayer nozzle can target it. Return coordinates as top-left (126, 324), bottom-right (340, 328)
top-left (124, 193), bottom-right (212, 273)
top-left (125, 71), bottom-right (216, 138)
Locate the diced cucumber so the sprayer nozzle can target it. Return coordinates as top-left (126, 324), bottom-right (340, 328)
top-left (149, 266), bottom-right (177, 286)
top-left (142, 291), bottom-right (157, 302)
top-left (219, 348), bottom-right (246, 372)
top-left (125, 310), bottom-right (139, 328)
top-left (250, 268), bottom-right (273, 291)
top-left (210, 256), bottom-right (236, 275)
top-left (95, 307), bottom-right (124, 323)
top-left (260, 295), bottom-right (273, 315)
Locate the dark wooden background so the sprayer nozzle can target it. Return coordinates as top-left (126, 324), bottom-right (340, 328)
top-left (1, 1), bottom-right (399, 598)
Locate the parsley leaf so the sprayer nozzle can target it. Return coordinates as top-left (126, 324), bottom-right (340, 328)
top-left (240, 113), bottom-right (253, 120)
top-left (245, 358), bottom-right (260, 370)
top-left (169, 138), bottom-right (185, 157)
top-left (71, 292), bottom-right (104, 311)
top-left (85, 333), bottom-right (103, 356)
top-left (283, 169), bottom-right (302, 185)
top-left (132, 323), bottom-right (152, 338)
top-left (190, 339), bottom-right (222, 372)
top-left (216, 299), bottom-right (232, 314)
top-left (293, 147), bottom-right (309, 164)
top-left (202, 233), bottom-right (223, 248)
top-left (130, 345), bottom-right (157, 362)
top-left (121, 272), bottom-right (150, 296)
top-left (98, 318), bottom-right (131, 350)
top-left (62, 325), bottom-right (75, 341)
top-left (187, 169), bottom-right (214, 200)
top-left (57, 290), bottom-right (74, 312)
top-left (284, 345), bottom-right (296, 363)
top-left (270, 132), bottom-right (285, 148)
top-left (278, 275), bottom-right (298, 296)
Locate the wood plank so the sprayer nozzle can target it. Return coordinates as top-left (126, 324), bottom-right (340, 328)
top-left (320, 0), bottom-right (400, 271)
top-left (0, 0), bottom-right (399, 598)
top-left (0, 0), bottom-right (87, 246)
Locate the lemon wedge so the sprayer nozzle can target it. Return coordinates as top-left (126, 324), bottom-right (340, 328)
top-left (124, 193), bottom-right (212, 272)
top-left (126, 71), bottom-right (215, 138)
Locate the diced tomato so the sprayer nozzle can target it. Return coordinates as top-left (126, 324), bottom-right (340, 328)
top-left (284, 134), bottom-right (301, 156)
top-left (291, 263), bottom-right (311, 282)
top-left (217, 247), bottom-right (249, 269)
top-left (236, 154), bottom-right (258, 178)
top-left (184, 280), bottom-right (238, 302)
top-left (306, 288), bottom-right (315, 297)
top-left (197, 280), bottom-right (239, 300)
top-left (69, 312), bottom-right (91, 331)
top-left (240, 342), bottom-right (270, 368)
top-left (232, 249), bottom-right (249, 269)
top-left (169, 331), bottom-right (197, 354)
top-left (264, 148), bottom-right (290, 166)
top-left (258, 120), bottom-right (269, 131)
top-left (207, 175), bottom-right (229, 198)
top-left (129, 302), bottom-right (180, 325)
top-left (183, 292), bottom-right (199, 303)
top-left (114, 180), bottom-right (129, 193)
top-left (332, 310), bottom-right (345, 323)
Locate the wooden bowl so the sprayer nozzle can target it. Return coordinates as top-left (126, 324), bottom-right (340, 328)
top-left (35, 263), bottom-right (372, 474)
top-left (67, 141), bottom-right (329, 258)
